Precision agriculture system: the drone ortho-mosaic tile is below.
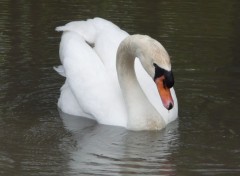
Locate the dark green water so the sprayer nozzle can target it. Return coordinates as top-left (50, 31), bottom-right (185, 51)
top-left (0, 0), bottom-right (240, 175)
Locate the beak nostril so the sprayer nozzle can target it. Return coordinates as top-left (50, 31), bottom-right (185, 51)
top-left (168, 103), bottom-right (173, 110)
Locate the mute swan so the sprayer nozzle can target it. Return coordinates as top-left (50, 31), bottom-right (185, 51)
top-left (55, 17), bottom-right (178, 130)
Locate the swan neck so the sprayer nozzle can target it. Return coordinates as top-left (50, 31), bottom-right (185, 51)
top-left (116, 35), bottom-right (166, 130)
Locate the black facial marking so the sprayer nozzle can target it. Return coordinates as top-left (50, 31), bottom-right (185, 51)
top-left (153, 63), bottom-right (164, 80)
top-left (153, 63), bottom-right (174, 88)
top-left (164, 70), bottom-right (174, 88)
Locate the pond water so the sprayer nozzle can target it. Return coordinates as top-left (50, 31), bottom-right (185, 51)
top-left (0, 0), bottom-right (240, 175)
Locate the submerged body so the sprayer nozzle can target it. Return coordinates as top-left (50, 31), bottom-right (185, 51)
top-left (55, 17), bottom-right (178, 130)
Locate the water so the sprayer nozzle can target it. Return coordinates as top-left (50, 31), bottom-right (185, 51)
top-left (0, 0), bottom-right (240, 175)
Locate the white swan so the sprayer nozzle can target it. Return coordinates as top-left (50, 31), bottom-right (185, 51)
top-left (55, 17), bottom-right (178, 130)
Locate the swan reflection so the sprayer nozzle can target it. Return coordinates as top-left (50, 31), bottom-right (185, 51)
top-left (59, 110), bottom-right (179, 175)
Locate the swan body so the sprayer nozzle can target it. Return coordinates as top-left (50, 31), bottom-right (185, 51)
top-left (55, 17), bottom-right (178, 130)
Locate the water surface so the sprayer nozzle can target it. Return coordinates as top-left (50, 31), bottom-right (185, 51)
top-left (0, 0), bottom-right (240, 175)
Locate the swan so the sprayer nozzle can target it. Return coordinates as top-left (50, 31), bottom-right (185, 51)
top-left (55, 17), bottom-right (178, 130)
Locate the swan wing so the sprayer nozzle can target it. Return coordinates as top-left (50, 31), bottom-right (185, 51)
top-left (57, 28), bottom-right (127, 127)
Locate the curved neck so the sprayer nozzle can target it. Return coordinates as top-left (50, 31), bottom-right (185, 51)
top-left (116, 35), bottom-right (166, 130)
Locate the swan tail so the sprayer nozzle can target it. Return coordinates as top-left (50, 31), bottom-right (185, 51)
top-left (53, 65), bottom-right (66, 77)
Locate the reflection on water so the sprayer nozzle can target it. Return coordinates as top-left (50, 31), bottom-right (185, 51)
top-left (59, 110), bottom-right (179, 175)
top-left (0, 0), bottom-right (240, 175)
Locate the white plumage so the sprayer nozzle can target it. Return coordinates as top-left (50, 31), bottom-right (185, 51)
top-left (55, 17), bottom-right (178, 130)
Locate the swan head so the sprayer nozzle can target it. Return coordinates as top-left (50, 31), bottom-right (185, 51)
top-left (153, 63), bottom-right (174, 110)
top-left (135, 35), bottom-right (174, 110)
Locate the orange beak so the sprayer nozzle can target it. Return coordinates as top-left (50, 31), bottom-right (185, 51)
top-left (155, 75), bottom-right (174, 110)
